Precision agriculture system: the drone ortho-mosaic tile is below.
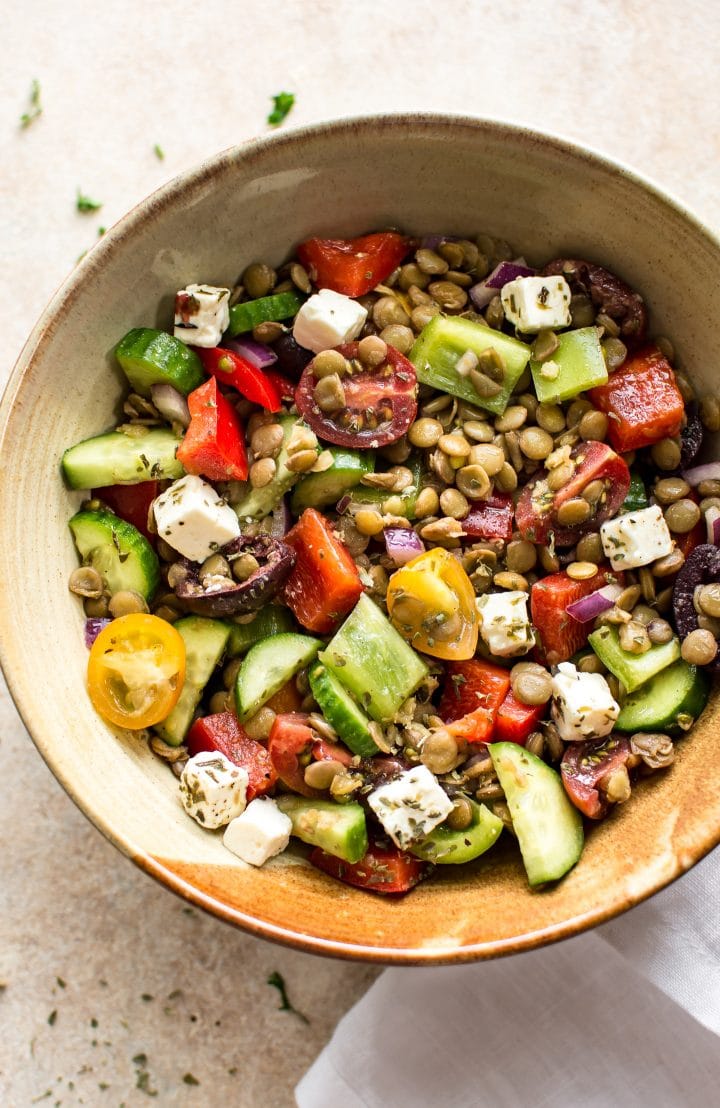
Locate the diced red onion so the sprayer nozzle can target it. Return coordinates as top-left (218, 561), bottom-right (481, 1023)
top-left (469, 260), bottom-right (536, 311)
top-left (268, 497), bottom-right (291, 538)
top-left (566, 583), bottom-right (624, 624)
top-left (419, 234), bottom-right (461, 251)
top-left (706, 506), bottom-right (720, 545)
top-left (225, 337), bottom-right (278, 369)
top-left (384, 527), bottom-right (424, 565)
top-left (469, 283), bottom-right (499, 310)
top-left (150, 383), bottom-right (190, 428)
top-left (682, 461), bottom-right (720, 487)
top-left (336, 494), bottom-right (351, 514)
top-left (85, 618), bottom-right (111, 648)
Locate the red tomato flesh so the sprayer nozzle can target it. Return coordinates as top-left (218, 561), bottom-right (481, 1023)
top-left (438, 659), bottom-right (511, 744)
top-left (297, 232), bottom-right (412, 298)
top-left (461, 495), bottom-right (514, 542)
top-left (531, 566), bottom-right (623, 665)
top-left (176, 377), bottom-right (249, 482)
top-left (93, 481), bottom-right (158, 543)
top-left (295, 342), bottom-right (417, 449)
top-left (196, 346), bottom-right (282, 412)
top-left (267, 712), bottom-right (322, 798)
top-left (283, 508), bottom-right (363, 633)
top-left (493, 690), bottom-right (545, 746)
top-left (187, 713), bottom-right (277, 800)
top-left (515, 441), bottom-right (630, 545)
top-left (589, 345), bottom-right (685, 453)
top-left (309, 843), bottom-right (432, 894)
top-left (561, 734), bottom-right (631, 819)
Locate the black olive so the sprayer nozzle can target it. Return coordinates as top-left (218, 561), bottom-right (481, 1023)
top-left (274, 333), bottom-right (313, 379)
top-left (679, 403), bottom-right (704, 470)
top-left (672, 544), bottom-right (720, 671)
top-left (173, 534), bottom-right (295, 617)
top-left (542, 258), bottom-right (647, 343)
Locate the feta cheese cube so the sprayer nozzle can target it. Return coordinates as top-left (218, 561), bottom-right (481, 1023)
top-left (152, 474), bottom-right (240, 563)
top-left (174, 283), bottom-right (230, 348)
top-left (223, 798), bottom-right (292, 866)
top-left (551, 661), bottom-right (619, 743)
top-left (368, 765), bottom-right (453, 849)
top-left (476, 590), bottom-right (534, 658)
top-left (293, 288), bottom-right (367, 353)
top-left (179, 752), bottom-right (248, 829)
top-left (600, 505), bottom-right (674, 570)
top-left (501, 275), bottom-right (572, 333)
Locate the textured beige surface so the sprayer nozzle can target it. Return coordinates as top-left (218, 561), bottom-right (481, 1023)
top-left (1, 2), bottom-right (720, 1105)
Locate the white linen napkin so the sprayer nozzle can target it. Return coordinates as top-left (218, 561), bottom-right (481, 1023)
top-left (296, 849), bottom-right (720, 1106)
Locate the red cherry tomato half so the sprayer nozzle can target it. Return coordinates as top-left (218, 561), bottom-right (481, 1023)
top-left (309, 843), bottom-right (432, 894)
top-left (561, 734), bottom-right (631, 819)
top-left (295, 342), bottom-right (417, 448)
top-left (93, 481), bottom-right (158, 543)
top-left (267, 712), bottom-right (323, 798)
top-left (297, 233), bottom-right (412, 298)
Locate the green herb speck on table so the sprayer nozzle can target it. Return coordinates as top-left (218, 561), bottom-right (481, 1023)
top-left (183, 1074), bottom-right (200, 1086)
top-left (154, 143), bottom-right (165, 160)
top-left (266, 970), bottom-right (310, 1023)
top-left (47, 1009), bottom-right (57, 1026)
top-left (19, 78), bottom-right (42, 129)
top-left (267, 92), bottom-right (295, 127)
top-left (76, 190), bottom-right (102, 214)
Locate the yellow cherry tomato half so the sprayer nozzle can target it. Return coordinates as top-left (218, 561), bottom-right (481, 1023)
top-left (386, 547), bottom-right (478, 660)
top-left (87, 613), bottom-right (186, 729)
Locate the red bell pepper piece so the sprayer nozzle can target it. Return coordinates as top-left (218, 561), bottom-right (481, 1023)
top-left (267, 712), bottom-right (321, 798)
top-left (93, 481), bottom-right (158, 543)
top-left (186, 713), bottom-right (277, 800)
top-left (196, 346), bottom-right (282, 412)
top-left (531, 565), bottom-right (623, 664)
top-left (309, 843), bottom-right (432, 894)
top-left (589, 345), bottom-right (684, 453)
top-left (493, 690), bottom-right (545, 746)
top-left (437, 659), bottom-right (511, 744)
top-left (461, 494), bottom-right (514, 542)
top-left (676, 518), bottom-right (706, 560)
top-left (297, 232), bottom-right (411, 298)
top-left (263, 369), bottom-right (296, 404)
top-left (176, 377), bottom-right (248, 482)
top-left (283, 508), bottom-right (363, 633)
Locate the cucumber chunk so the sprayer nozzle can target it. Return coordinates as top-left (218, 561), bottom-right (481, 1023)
top-left (410, 800), bottom-right (503, 864)
top-left (235, 416), bottom-right (316, 521)
top-left (69, 508), bottom-right (160, 600)
top-left (275, 796), bottom-right (368, 863)
top-left (588, 624), bottom-right (681, 693)
top-left (235, 632), bottom-right (322, 721)
top-left (154, 616), bottom-right (231, 746)
top-left (291, 448), bottom-right (374, 513)
top-left (226, 607), bottom-right (296, 657)
top-left (410, 315), bottom-right (531, 416)
top-left (309, 663), bottom-right (379, 757)
top-left (489, 742), bottom-right (584, 886)
top-left (62, 427), bottom-right (184, 489)
top-left (115, 328), bottom-right (205, 397)
top-left (228, 291), bottom-right (303, 336)
top-left (345, 454), bottom-right (423, 520)
top-left (530, 327), bottom-right (608, 404)
top-left (320, 594), bottom-right (428, 722)
top-left (615, 659), bottom-right (710, 736)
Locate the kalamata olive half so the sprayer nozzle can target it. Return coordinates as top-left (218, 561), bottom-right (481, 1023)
top-left (274, 333), bottom-right (314, 378)
top-left (679, 403), bottom-right (704, 470)
top-left (561, 734), bottom-right (631, 819)
top-left (543, 258), bottom-right (647, 342)
top-left (172, 534), bottom-right (296, 617)
top-left (672, 544), bottom-right (720, 671)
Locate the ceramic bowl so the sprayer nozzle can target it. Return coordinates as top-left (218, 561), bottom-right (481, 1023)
top-left (2, 115), bottom-right (720, 964)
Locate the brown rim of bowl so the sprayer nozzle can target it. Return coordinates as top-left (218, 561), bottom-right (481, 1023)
top-left (2, 113), bottom-right (720, 964)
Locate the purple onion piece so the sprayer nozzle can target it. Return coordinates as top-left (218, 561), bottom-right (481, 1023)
top-left (566, 584), bottom-right (623, 624)
top-left (706, 507), bottom-right (720, 545)
top-left (469, 283), bottom-right (499, 310)
top-left (384, 527), bottom-right (424, 566)
top-left (225, 337), bottom-right (278, 369)
top-left (268, 497), bottom-right (291, 538)
top-left (682, 461), bottom-right (720, 487)
top-left (484, 260), bottom-right (536, 289)
top-left (150, 383), bottom-right (190, 428)
top-left (85, 618), bottom-right (111, 648)
top-left (419, 234), bottom-right (461, 251)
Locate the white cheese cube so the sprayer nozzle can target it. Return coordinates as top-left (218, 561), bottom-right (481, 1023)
top-left (551, 661), bottom-right (619, 743)
top-left (179, 752), bottom-right (248, 829)
top-left (368, 765), bottom-right (453, 849)
top-left (223, 798), bottom-right (292, 866)
top-left (293, 288), bottom-right (368, 353)
top-left (501, 275), bottom-right (572, 333)
top-left (600, 505), bottom-right (674, 570)
top-left (174, 283), bottom-right (230, 348)
top-left (152, 474), bottom-right (240, 563)
top-left (476, 590), bottom-right (535, 658)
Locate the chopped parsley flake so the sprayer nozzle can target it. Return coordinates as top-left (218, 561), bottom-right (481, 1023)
top-left (267, 91), bottom-right (295, 126)
top-left (76, 190), bottom-right (103, 214)
top-left (20, 78), bottom-right (42, 129)
top-left (153, 143), bottom-right (165, 160)
top-left (267, 970), bottom-right (310, 1024)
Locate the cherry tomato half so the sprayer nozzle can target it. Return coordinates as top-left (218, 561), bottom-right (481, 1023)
top-left (87, 614), bottom-right (185, 729)
top-left (561, 734), bottom-right (631, 819)
top-left (297, 232), bottom-right (412, 298)
top-left (386, 548), bottom-right (478, 660)
top-left (295, 341), bottom-right (417, 448)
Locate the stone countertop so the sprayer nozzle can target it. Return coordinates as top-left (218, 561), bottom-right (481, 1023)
top-left (1, 2), bottom-right (719, 1104)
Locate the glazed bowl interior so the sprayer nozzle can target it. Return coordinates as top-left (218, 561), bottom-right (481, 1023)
top-left (3, 114), bottom-right (720, 963)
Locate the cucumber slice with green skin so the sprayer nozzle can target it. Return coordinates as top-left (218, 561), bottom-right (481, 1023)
top-left (622, 471), bottom-right (648, 514)
top-left (235, 632), bottom-right (322, 721)
top-left (115, 328), bottom-right (205, 397)
top-left (69, 508), bottom-right (160, 600)
top-left (226, 607), bottom-right (296, 657)
top-left (345, 454), bottom-right (424, 520)
top-left (309, 663), bottom-right (379, 757)
top-left (320, 594), bottom-right (428, 722)
top-left (228, 291), bottom-right (304, 336)
top-left (154, 616), bottom-right (231, 746)
top-left (588, 624), bottom-right (681, 693)
top-left (489, 742), bottom-right (584, 887)
top-left (291, 449), bottom-right (374, 513)
top-left (410, 315), bottom-right (531, 416)
top-left (530, 327), bottom-right (608, 404)
top-left (235, 416), bottom-right (316, 521)
top-left (615, 659), bottom-right (710, 736)
top-left (62, 427), bottom-right (184, 490)
top-left (410, 800), bottom-right (503, 864)
top-left (275, 796), bottom-right (368, 863)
